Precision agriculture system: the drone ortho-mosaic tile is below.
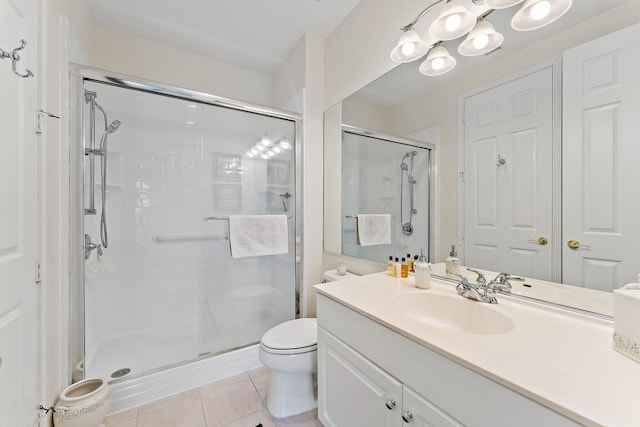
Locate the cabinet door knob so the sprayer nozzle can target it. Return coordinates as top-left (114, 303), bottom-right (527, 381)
top-left (385, 399), bottom-right (396, 410)
top-left (402, 410), bottom-right (413, 423)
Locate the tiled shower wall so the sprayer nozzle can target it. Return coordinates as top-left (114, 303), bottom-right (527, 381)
top-left (83, 82), bottom-right (296, 379)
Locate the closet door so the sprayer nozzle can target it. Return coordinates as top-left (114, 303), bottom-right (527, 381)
top-left (562, 23), bottom-right (640, 290)
top-left (0, 0), bottom-right (38, 425)
top-left (462, 67), bottom-right (555, 281)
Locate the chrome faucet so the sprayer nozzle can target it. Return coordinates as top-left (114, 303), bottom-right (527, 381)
top-left (466, 267), bottom-right (486, 287)
top-left (449, 272), bottom-right (497, 304)
top-left (486, 272), bottom-right (525, 294)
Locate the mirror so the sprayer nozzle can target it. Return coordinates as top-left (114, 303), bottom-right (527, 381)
top-left (324, 0), bottom-right (640, 316)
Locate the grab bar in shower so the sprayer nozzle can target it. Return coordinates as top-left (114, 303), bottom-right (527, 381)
top-left (202, 215), bottom-right (293, 222)
top-left (153, 234), bottom-right (226, 243)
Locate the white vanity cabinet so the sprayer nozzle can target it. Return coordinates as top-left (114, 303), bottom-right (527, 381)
top-left (318, 326), bottom-right (462, 427)
top-left (316, 293), bottom-right (581, 427)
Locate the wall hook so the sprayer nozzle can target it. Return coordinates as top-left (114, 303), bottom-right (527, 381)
top-left (496, 154), bottom-right (506, 167)
top-left (0, 39), bottom-right (34, 78)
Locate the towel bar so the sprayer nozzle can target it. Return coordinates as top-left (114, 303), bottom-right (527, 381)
top-left (153, 234), bottom-right (226, 243)
top-left (203, 215), bottom-right (293, 222)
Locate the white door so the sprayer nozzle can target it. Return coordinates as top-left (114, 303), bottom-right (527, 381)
top-left (0, 0), bottom-right (38, 425)
top-left (562, 23), bottom-right (640, 290)
top-left (462, 67), bottom-right (555, 281)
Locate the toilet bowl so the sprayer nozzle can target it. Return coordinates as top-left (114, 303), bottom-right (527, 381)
top-left (260, 269), bottom-right (358, 419)
top-left (259, 318), bottom-right (318, 419)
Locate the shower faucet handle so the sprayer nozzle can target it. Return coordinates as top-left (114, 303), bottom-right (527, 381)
top-left (84, 234), bottom-right (102, 260)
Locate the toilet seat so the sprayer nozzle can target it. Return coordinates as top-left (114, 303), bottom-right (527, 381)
top-left (260, 318), bottom-right (317, 355)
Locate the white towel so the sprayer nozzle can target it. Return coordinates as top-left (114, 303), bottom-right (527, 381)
top-left (356, 214), bottom-right (391, 246)
top-left (228, 215), bottom-right (288, 258)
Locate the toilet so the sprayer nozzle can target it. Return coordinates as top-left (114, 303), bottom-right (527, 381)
top-left (259, 269), bottom-right (358, 419)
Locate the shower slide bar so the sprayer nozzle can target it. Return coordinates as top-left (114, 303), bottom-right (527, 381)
top-left (153, 234), bottom-right (226, 243)
top-left (202, 216), bottom-right (293, 222)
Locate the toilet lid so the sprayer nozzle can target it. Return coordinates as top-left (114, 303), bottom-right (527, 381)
top-left (261, 318), bottom-right (317, 351)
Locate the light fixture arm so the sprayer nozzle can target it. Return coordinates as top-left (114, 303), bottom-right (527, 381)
top-left (401, 0), bottom-right (445, 31)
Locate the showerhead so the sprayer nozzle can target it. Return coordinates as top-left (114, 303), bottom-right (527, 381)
top-left (107, 120), bottom-right (121, 134)
top-left (99, 120), bottom-right (121, 150)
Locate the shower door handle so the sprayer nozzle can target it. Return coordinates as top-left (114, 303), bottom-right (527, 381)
top-left (279, 192), bottom-right (291, 213)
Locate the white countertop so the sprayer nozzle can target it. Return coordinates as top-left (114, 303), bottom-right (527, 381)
top-left (315, 272), bottom-right (640, 427)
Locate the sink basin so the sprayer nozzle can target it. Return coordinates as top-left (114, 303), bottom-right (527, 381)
top-left (391, 292), bottom-right (514, 335)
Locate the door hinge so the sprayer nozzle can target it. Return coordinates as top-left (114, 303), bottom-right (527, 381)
top-left (459, 171), bottom-right (465, 182)
top-left (35, 260), bottom-right (42, 284)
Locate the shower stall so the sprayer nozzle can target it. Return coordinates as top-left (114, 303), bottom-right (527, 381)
top-left (341, 128), bottom-right (433, 263)
top-left (70, 67), bottom-right (300, 390)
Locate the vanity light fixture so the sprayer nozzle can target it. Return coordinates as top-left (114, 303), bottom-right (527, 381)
top-left (278, 139), bottom-right (293, 150)
top-left (511, 0), bottom-right (573, 31)
top-left (484, 0), bottom-right (523, 8)
top-left (245, 136), bottom-right (292, 160)
top-left (458, 18), bottom-right (504, 56)
top-left (391, 27), bottom-right (430, 63)
top-left (391, 0), bottom-right (572, 76)
top-left (419, 44), bottom-right (457, 76)
top-left (429, 0), bottom-right (477, 41)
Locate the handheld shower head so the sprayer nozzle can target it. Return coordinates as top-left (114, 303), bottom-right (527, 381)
top-left (107, 120), bottom-right (121, 134)
top-left (99, 120), bottom-right (121, 150)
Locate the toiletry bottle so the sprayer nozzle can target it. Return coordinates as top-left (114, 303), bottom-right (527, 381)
top-left (401, 257), bottom-right (409, 278)
top-left (393, 257), bottom-right (402, 278)
top-left (386, 256), bottom-right (394, 275)
top-left (414, 249), bottom-right (431, 289)
top-left (446, 245), bottom-right (461, 276)
top-left (406, 254), bottom-right (413, 273)
top-left (412, 255), bottom-right (418, 272)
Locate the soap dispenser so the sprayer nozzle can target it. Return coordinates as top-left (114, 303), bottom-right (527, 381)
top-left (414, 249), bottom-right (431, 289)
top-left (446, 245), bottom-right (461, 276)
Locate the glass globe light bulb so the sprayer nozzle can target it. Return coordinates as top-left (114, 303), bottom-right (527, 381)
top-left (401, 42), bottom-right (416, 56)
top-left (473, 34), bottom-right (489, 49)
top-left (445, 13), bottom-right (461, 32)
top-left (431, 57), bottom-right (446, 71)
top-left (530, 0), bottom-right (551, 20)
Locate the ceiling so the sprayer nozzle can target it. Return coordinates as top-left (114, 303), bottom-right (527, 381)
top-left (349, 0), bottom-right (629, 108)
top-left (88, 0), bottom-right (361, 75)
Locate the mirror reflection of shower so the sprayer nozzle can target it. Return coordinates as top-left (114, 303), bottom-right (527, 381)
top-left (400, 150), bottom-right (417, 236)
top-left (84, 90), bottom-right (121, 250)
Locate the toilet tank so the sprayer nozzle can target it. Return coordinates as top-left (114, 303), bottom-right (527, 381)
top-left (322, 269), bottom-right (359, 283)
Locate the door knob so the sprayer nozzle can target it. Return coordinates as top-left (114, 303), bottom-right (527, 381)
top-left (528, 237), bottom-right (548, 245)
top-left (567, 240), bottom-right (591, 249)
top-left (385, 399), bottom-right (396, 410)
top-left (402, 411), bottom-right (413, 423)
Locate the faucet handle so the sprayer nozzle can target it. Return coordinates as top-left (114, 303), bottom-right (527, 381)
top-left (466, 267), bottom-right (486, 286)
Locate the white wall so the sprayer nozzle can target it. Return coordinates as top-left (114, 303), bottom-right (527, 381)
top-left (342, 98), bottom-right (390, 134)
top-left (324, 0), bottom-right (427, 109)
top-left (90, 25), bottom-right (275, 107)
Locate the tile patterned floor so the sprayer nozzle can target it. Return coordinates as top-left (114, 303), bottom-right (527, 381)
top-left (104, 367), bottom-right (323, 427)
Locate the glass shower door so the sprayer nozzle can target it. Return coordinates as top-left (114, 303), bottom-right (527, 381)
top-left (82, 80), bottom-right (297, 381)
top-left (341, 130), bottom-right (431, 264)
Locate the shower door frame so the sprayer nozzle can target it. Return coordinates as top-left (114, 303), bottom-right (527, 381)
top-left (68, 63), bottom-right (303, 381)
top-left (340, 125), bottom-right (437, 264)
